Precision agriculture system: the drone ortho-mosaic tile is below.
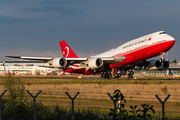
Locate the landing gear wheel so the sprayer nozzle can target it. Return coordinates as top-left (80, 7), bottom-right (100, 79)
top-left (105, 73), bottom-right (109, 79)
top-left (114, 72), bottom-right (121, 79)
top-left (114, 74), bottom-right (118, 78)
top-left (130, 74), bottom-right (133, 78)
top-left (109, 73), bottom-right (112, 78)
top-left (118, 73), bottom-right (121, 78)
top-left (100, 71), bottom-right (110, 79)
top-left (100, 72), bottom-right (104, 78)
top-left (115, 73), bottom-right (121, 79)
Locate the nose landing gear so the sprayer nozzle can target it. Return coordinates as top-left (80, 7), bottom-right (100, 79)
top-left (126, 69), bottom-right (134, 78)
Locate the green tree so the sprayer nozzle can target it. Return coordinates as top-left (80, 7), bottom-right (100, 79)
top-left (172, 59), bottom-right (177, 63)
top-left (3, 75), bottom-right (26, 102)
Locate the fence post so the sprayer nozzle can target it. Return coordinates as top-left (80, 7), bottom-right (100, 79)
top-left (108, 93), bottom-right (122, 120)
top-left (0, 90), bottom-right (7, 120)
top-left (66, 92), bottom-right (80, 120)
top-left (27, 90), bottom-right (42, 120)
top-left (155, 94), bottom-right (170, 120)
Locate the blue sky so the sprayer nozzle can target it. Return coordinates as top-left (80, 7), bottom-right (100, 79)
top-left (0, 0), bottom-right (180, 61)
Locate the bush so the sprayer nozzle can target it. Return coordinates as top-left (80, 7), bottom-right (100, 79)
top-left (3, 75), bottom-right (26, 102)
top-left (108, 89), bottom-right (155, 120)
top-left (1, 76), bottom-right (110, 120)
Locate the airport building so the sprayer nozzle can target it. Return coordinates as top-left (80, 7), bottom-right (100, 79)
top-left (134, 63), bottom-right (180, 76)
top-left (0, 60), bottom-right (60, 75)
top-left (0, 60), bottom-right (180, 76)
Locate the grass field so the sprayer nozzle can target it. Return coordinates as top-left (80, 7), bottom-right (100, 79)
top-left (1, 75), bottom-right (180, 119)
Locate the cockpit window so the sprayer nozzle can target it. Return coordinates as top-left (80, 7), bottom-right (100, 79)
top-left (159, 32), bottom-right (166, 35)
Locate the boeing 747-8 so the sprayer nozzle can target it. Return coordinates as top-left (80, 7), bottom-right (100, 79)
top-left (6, 31), bottom-right (175, 78)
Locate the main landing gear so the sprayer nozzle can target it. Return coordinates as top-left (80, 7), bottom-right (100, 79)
top-left (100, 69), bottom-right (134, 79)
top-left (100, 69), bottom-right (121, 79)
top-left (100, 71), bottom-right (111, 78)
top-left (114, 69), bottom-right (121, 78)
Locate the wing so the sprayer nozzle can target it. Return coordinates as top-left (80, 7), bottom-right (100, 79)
top-left (5, 56), bottom-right (53, 61)
top-left (5, 55), bottom-right (126, 69)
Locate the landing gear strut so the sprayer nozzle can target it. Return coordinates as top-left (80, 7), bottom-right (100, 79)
top-left (127, 69), bottom-right (134, 78)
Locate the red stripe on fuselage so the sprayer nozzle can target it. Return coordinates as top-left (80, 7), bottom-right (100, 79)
top-left (109, 40), bottom-right (175, 68)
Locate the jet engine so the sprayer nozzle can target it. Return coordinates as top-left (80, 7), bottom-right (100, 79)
top-left (51, 58), bottom-right (67, 68)
top-left (161, 61), bottom-right (169, 69)
top-left (88, 58), bottom-right (103, 68)
top-left (148, 59), bottom-right (169, 70)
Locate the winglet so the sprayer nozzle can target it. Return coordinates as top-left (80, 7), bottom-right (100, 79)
top-left (59, 40), bottom-right (78, 58)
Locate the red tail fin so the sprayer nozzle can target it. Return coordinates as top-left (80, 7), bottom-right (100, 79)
top-left (59, 40), bottom-right (78, 58)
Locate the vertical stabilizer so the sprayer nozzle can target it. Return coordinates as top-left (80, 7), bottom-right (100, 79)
top-left (59, 40), bottom-right (78, 58)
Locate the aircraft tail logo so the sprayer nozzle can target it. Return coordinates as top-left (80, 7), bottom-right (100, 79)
top-left (63, 47), bottom-right (69, 57)
top-left (59, 40), bottom-right (78, 58)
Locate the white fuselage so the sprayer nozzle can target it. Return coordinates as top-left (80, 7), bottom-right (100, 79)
top-left (93, 31), bottom-right (175, 58)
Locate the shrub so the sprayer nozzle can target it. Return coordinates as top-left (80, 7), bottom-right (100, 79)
top-left (108, 89), bottom-right (155, 120)
top-left (1, 76), bottom-right (110, 120)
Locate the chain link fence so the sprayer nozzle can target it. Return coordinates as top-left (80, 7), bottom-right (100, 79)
top-left (0, 89), bottom-right (179, 120)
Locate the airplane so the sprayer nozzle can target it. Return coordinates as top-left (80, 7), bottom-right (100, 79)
top-left (5, 31), bottom-right (175, 78)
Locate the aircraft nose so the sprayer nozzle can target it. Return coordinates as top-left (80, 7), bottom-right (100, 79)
top-left (171, 36), bottom-right (175, 41)
top-left (167, 36), bottom-right (175, 49)
top-left (166, 34), bottom-right (175, 44)
top-left (170, 37), bottom-right (175, 45)
top-left (168, 35), bottom-right (175, 41)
